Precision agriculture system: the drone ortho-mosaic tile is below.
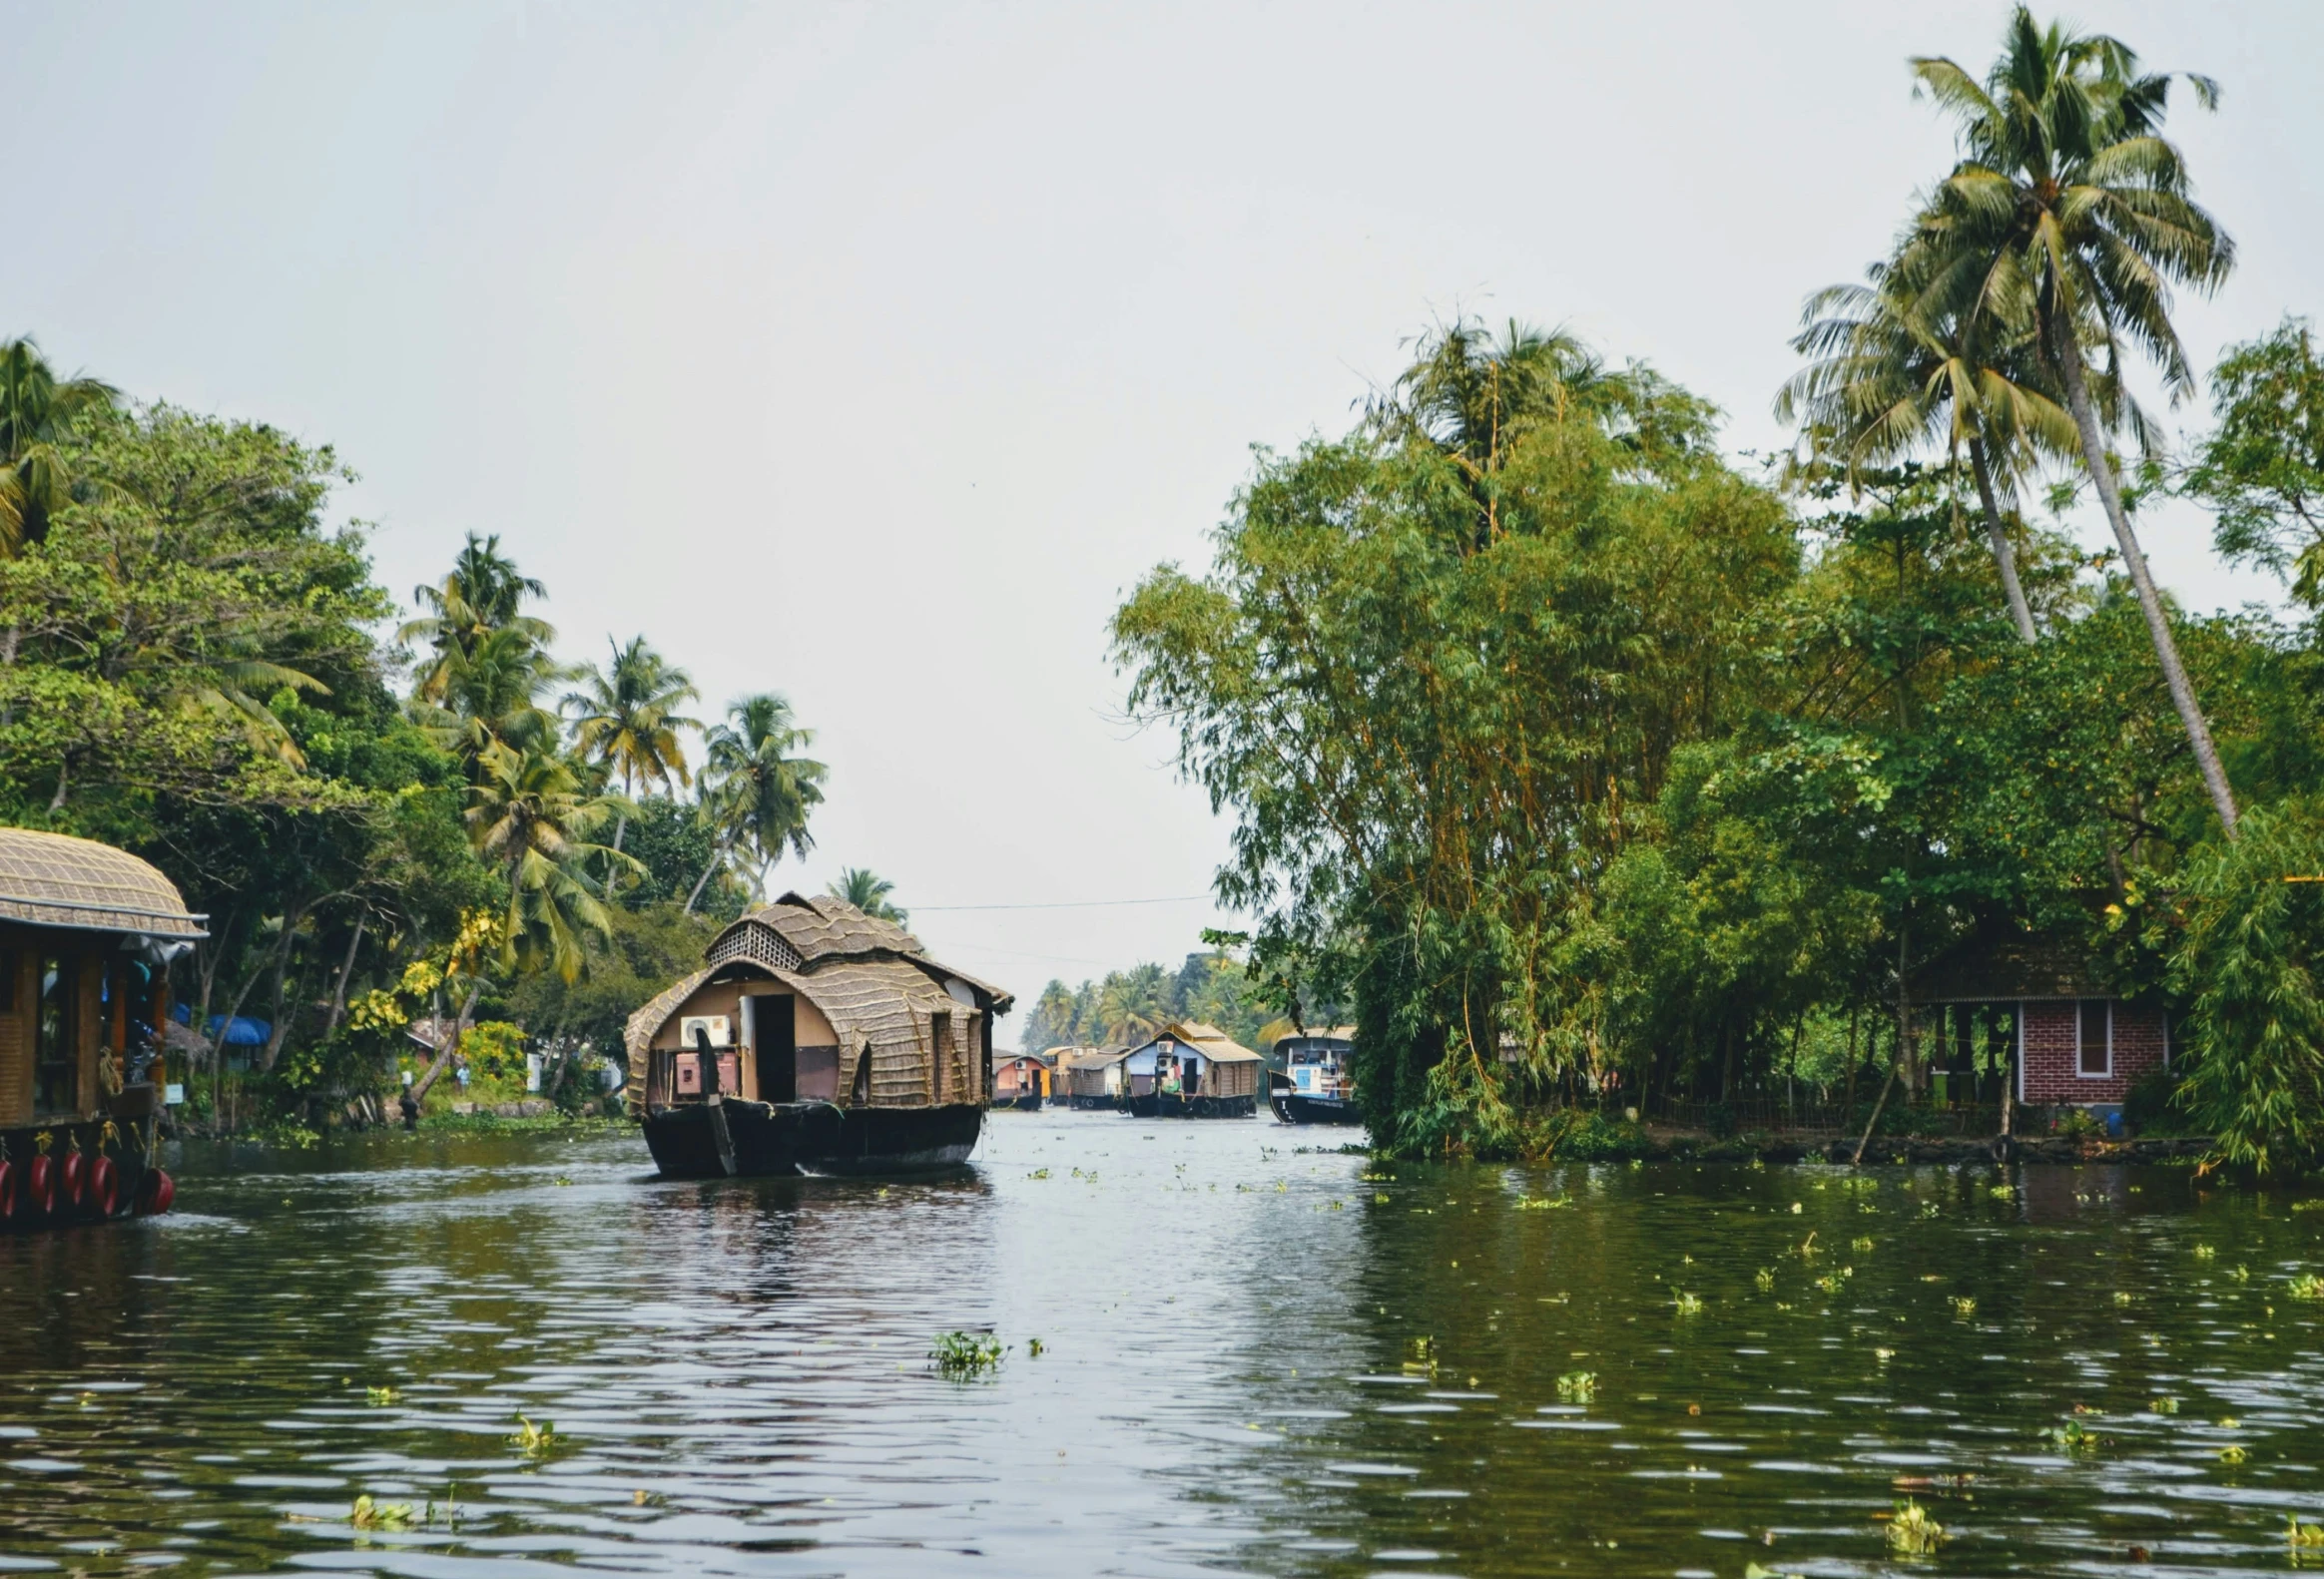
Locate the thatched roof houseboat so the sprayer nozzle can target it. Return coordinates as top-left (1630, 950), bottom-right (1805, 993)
top-left (1123, 1021), bottom-right (1262, 1118)
top-left (994, 1049), bottom-right (1053, 1110)
top-left (0, 828), bottom-right (201, 1230)
top-left (626, 892), bottom-right (1011, 1176)
top-left (1059, 1046), bottom-right (1131, 1110)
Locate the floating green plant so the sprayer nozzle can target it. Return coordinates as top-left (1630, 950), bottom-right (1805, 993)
top-left (1025, 1168), bottom-right (1051, 1180)
top-left (1515, 1196), bottom-right (1573, 1211)
top-left (349, 1495), bottom-right (413, 1529)
top-left (1555, 1369), bottom-right (1596, 1401)
top-left (2113, 1291), bottom-right (2134, 1307)
top-left (1815, 1269), bottom-right (1852, 1295)
top-left (2192, 1243), bottom-right (2217, 1259)
top-left (1744, 1564), bottom-right (1804, 1579)
top-left (2288, 1274), bottom-right (2324, 1301)
top-left (2041, 1415), bottom-right (2100, 1453)
top-left (930, 1331), bottom-right (1004, 1377)
top-left (1949, 1296), bottom-right (1978, 1317)
top-left (364, 1386), bottom-right (399, 1406)
top-left (1672, 1292), bottom-right (1705, 1316)
top-left (2289, 1514), bottom-right (2324, 1547)
top-left (2220, 1444), bottom-right (2249, 1465)
top-left (1754, 1267), bottom-right (1776, 1293)
top-left (1886, 1498), bottom-right (1945, 1553)
top-left (1027, 1337), bottom-right (1045, 1358)
top-left (2152, 1396), bottom-right (2180, 1414)
top-left (510, 1414), bottom-right (560, 1454)
top-left (1850, 1236), bottom-right (1876, 1253)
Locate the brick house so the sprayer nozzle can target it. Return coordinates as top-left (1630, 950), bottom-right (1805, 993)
top-left (1916, 932), bottom-right (2169, 1112)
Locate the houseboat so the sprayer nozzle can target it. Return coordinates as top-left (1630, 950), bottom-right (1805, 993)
top-left (993, 1049), bottom-right (1052, 1111)
top-left (0, 828), bottom-right (198, 1231)
top-left (1268, 1027), bottom-right (1364, 1125)
top-left (1059, 1046), bottom-right (1129, 1110)
top-left (625, 892), bottom-right (1012, 1177)
top-left (1121, 1022), bottom-right (1262, 1118)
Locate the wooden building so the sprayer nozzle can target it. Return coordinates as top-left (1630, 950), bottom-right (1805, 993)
top-left (625, 892), bottom-right (1012, 1176)
top-left (0, 828), bottom-right (201, 1228)
top-left (1916, 931), bottom-right (2167, 1115)
top-left (1123, 1021), bottom-right (1263, 1117)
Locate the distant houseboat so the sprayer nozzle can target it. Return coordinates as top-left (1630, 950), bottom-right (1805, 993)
top-left (1059, 1046), bottom-right (1129, 1110)
top-left (1268, 1027), bottom-right (1363, 1126)
top-left (626, 893), bottom-right (1012, 1177)
top-left (994, 1050), bottom-right (1052, 1110)
top-left (1122, 1022), bottom-right (1262, 1117)
top-left (0, 829), bottom-right (200, 1231)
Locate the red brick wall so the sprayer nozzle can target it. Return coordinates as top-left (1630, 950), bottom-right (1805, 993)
top-left (2019, 999), bottom-right (2166, 1106)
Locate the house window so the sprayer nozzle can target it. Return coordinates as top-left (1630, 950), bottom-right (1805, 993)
top-left (35, 954), bottom-right (76, 1114)
top-left (2078, 999), bottom-right (2110, 1077)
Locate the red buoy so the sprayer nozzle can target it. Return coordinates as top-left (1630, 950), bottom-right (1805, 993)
top-left (85, 1156), bottom-right (120, 1220)
top-left (25, 1155), bottom-right (55, 1218)
top-left (141, 1168), bottom-right (175, 1217)
top-left (0, 1159), bottom-right (15, 1221)
top-left (59, 1150), bottom-right (84, 1209)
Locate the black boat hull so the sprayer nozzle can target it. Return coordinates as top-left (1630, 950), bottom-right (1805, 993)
top-left (997, 1093), bottom-right (1044, 1112)
top-left (1, 1112), bottom-right (169, 1233)
top-left (1125, 1093), bottom-right (1258, 1119)
top-left (642, 1100), bottom-right (983, 1179)
top-left (1268, 1090), bottom-right (1366, 1126)
top-left (1066, 1094), bottom-right (1121, 1112)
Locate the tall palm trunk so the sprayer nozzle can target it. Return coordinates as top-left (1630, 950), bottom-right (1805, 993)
top-left (2049, 312), bottom-right (2240, 835)
top-left (1967, 437), bottom-right (2037, 644)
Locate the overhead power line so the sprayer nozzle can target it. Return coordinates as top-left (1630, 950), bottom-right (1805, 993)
top-left (911, 894), bottom-right (1215, 913)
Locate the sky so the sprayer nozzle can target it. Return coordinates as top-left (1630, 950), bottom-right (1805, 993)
top-left (6, 1), bottom-right (2318, 1034)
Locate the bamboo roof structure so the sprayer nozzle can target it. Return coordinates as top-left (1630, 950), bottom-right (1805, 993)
top-left (0, 827), bottom-right (206, 938)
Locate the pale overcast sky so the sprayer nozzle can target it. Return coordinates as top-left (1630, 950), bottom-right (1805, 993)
top-left (6, 2), bottom-right (2316, 1029)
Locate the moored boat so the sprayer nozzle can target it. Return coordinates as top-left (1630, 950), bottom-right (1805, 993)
top-left (1119, 1023), bottom-right (1262, 1118)
top-left (626, 893), bottom-right (1012, 1178)
top-left (0, 829), bottom-right (200, 1231)
top-left (1268, 1028), bottom-right (1364, 1126)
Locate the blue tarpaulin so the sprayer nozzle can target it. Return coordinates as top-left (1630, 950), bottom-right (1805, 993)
top-left (171, 1002), bottom-right (272, 1046)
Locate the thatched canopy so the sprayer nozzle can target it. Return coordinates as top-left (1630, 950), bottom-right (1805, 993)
top-left (1132, 1020), bottom-right (1263, 1065)
top-left (0, 827), bottom-right (205, 938)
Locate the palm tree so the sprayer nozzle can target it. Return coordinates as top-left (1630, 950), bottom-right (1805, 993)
top-left (402, 533), bottom-right (554, 708)
top-left (1907, 7), bottom-right (2239, 831)
top-left (464, 738), bottom-right (639, 981)
top-left (687, 694), bottom-right (829, 912)
top-left (564, 636), bottom-right (701, 850)
top-left (829, 866), bottom-right (906, 923)
top-left (1095, 962), bottom-right (1170, 1045)
top-left (0, 338), bottom-right (116, 555)
top-left (1779, 255), bottom-right (2073, 642)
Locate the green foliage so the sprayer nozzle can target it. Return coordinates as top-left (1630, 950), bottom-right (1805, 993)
top-left (1015, 950), bottom-right (1278, 1053)
top-left (2171, 800), bottom-right (2324, 1175)
top-left (929, 1331), bottom-right (1003, 1377)
top-left (829, 866), bottom-right (906, 923)
top-left (2181, 317), bottom-right (2324, 602)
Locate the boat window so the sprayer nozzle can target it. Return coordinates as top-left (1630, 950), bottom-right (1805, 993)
top-left (36, 953), bottom-right (76, 1114)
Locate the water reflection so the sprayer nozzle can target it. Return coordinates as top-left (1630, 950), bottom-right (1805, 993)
top-left (0, 1119), bottom-right (2320, 1576)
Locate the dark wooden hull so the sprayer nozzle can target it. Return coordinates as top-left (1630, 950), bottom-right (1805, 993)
top-left (1066, 1094), bottom-right (1121, 1111)
top-left (997, 1093), bottom-right (1044, 1112)
top-left (1126, 1092), bottom-right (1258, 1119)
top-left (1, 1112), bottom-right (169, 1233)
top-left (641, 1100), bottom-right (983, 1179)
top-left (1269, 1090), bottom-right (1366, 1126)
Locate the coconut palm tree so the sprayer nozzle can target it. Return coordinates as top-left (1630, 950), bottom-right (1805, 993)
top-left (1779, 255), bottom-right (2074, 643)
top-left (465, 738), bottom-right (639, 981)
top-left (687, 694), bottom-right (828, 912)
top-left (829, 866), bottom-right (906, 924)
top-left (0, 337), bottom-right (116, 555)
top-left (1907, 7), bottom-right (2238, 830)
top-left (564, 636), bottom-right (701, 850)
top-left (402, 533), bottom-right (554, 708)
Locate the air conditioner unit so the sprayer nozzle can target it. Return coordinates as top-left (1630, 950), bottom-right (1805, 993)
top-left (679, 1015), bottom-right (733, 1049)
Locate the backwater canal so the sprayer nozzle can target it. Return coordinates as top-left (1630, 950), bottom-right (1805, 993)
top-left (3, 1114), bottom-right (2323, 1577)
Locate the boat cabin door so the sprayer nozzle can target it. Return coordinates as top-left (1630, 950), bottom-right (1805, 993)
top-left (749, 994), bottom-right (797, 1103)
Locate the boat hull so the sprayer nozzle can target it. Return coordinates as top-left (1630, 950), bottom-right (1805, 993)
top-left (1125, 1093), bottom-right (1258, 1119)
top-left (642, 1100), bottom-right (984, 1179)
top-left (1, 1112), bottom-right (169, 1233)
top-left (1065, 1094), bottom-right (1121, 1112)
top-left (997, 1093), bottom-right (1044, 1112)
top-left (1269, 1090), bottom-right (1366, 1126)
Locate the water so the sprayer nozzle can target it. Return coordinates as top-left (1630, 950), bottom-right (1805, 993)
top-left (3, 1115), bottom-right (2323, 1577)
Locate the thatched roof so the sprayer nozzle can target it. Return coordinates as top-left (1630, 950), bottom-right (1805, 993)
top-left (708, 892), bottom-right (1014, 1011)
top-left (0, 827), bottom-right (205, 938)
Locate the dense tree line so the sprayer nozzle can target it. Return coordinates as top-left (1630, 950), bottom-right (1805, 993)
top-left (1016, 951), bottom-right (1282, 1058)
top-left (1115, 10), bottom-right (2324, 1171)
top-left (0, 345), bottom-right (866, 1126)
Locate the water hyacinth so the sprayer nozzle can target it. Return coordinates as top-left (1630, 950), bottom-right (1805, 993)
top-left (930, 1331), bottom-right (1003, 1378)
top-left (1886, 1498), bottom-right (1945, 1553)
top-left (1555, 1369), bottom-right (1597, 1401)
